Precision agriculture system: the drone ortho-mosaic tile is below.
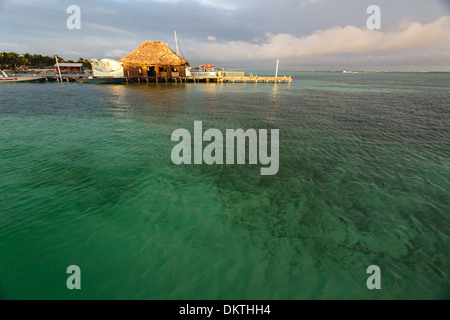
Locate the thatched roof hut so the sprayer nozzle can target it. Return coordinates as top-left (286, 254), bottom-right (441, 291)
top-left (120, 41), bottom-right (189, 71)
top-left (120, 41), bottom-right (189, 78)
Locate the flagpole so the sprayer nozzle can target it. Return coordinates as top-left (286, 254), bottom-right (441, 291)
top-left (174, 30), bottom-right (180, 56)
top-left (275, 59), bottom-right (279, 79)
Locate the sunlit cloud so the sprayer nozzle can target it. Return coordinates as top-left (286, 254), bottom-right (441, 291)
top-left (187, 16), bottom-right (450, 61)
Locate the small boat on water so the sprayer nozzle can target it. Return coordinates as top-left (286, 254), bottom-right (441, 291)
top-left (0, 70), bottom-right (46, 83)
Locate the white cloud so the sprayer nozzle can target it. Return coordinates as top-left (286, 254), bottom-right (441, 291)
top-left (0, 42), bottom-right (18, 46)
top-left (194, 0), bottom-right (236, 10)
top-left (84, 22), bottom-right (135, 36)
top-left (187, 16), bottom-right (450, 61)
top-left (152, 0), bottom-right (236, 10)
top-left (104, 49), bottom-right (131, 58)
top-left (87, 6), bottom-right (118, 15)
top-left (300, 0), bottom-right (326, 8)
top-left (207, 36), bottom-right (216, 41)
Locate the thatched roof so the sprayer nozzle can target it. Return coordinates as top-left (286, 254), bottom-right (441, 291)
top-left (120, 41), bottom-right (189, 66)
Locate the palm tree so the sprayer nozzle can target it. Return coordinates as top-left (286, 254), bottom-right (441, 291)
top-left (7, 52), bottom-right (20, 69)
top-left (23, 53), bottom-right (32, 65)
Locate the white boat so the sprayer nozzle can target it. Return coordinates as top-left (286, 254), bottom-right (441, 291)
top-left (0, 70), bottom-right (46, 83)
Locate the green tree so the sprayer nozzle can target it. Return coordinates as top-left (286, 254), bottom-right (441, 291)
top-left (0, 52), bottom-right (93, 69)
top-left (76, 57), bottom-right (92, 69)
top-left (23, 53), bottom-right (32, 65)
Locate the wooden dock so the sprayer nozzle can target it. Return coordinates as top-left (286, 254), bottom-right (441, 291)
top-left (189, 75), bottom-right (292, 84)
top-left (44, 75), bottom-right (292, 84)
top-left (125, 75), bottom-right (292, 84)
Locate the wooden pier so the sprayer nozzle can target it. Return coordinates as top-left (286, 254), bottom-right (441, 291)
top-left (44, 75), bottom-right (292, 84)
top-left (187, 75), bottom-right (292, 84)
top-left (124, 75), bottom-right (292, 84)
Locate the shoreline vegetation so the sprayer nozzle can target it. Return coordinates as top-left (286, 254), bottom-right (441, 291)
top-left (0, 52), bottom-right (91, 72)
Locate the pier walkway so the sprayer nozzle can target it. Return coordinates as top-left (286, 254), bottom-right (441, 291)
top-left (44, 75), bottom-right (293, 84)
top-left (124, 75), bottom-right (292, 84)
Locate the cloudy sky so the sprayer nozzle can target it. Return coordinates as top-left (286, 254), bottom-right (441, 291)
top-left (0, 0), bottom-right (449, 70)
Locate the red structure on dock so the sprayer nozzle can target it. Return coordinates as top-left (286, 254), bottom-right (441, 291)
top-left (53, 63), bottom-right (84, 73)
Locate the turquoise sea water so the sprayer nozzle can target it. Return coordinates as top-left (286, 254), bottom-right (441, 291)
top-left (0, 71), bottom-right (448, 299)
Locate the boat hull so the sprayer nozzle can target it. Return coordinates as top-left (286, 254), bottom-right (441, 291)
top-left (76, 77), bottom-right (126, 84)
top-left (0, 76), bottom-right (46, 83)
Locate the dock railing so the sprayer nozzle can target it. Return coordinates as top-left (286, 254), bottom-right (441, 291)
top-left (217, 71), bottom-right (245, 78)
top-left (191, 71), bottom-right (216, 78)
top-left (191, 71), bottom-right (245, 78)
